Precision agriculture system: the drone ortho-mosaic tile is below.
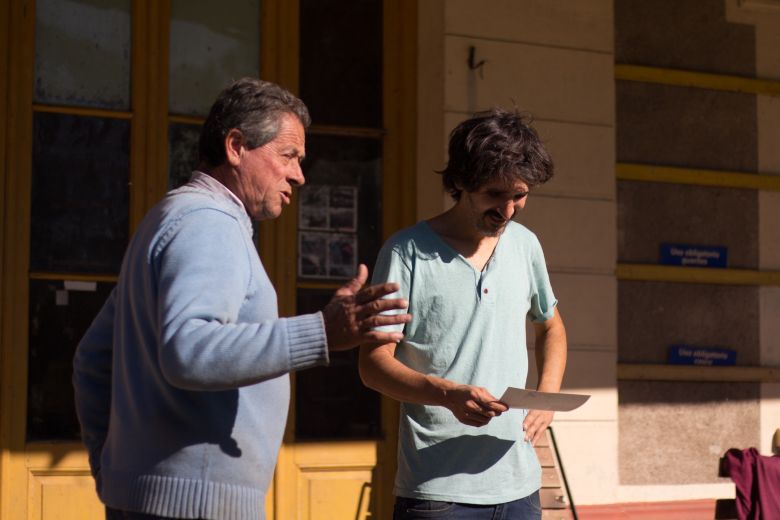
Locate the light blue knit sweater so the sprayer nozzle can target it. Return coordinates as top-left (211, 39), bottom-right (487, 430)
top-left (73, 173), bottom-right (329, 519)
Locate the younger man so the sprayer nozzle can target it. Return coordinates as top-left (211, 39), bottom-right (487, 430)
top-left (360, 109), bottom-right (567, 519)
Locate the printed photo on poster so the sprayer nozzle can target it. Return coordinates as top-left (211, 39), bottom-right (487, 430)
top-left (329, 186), bottom-right (357, 231)
top-left (298, 185), bottom-right (357, 232)
top-left (298, 231), bottom-right (357, 280)
top-left (328, 233), bottom-right (357, 278)
top-left (298, 184), bottom-right (359, 279)
top-left (299, 231), bottom-right (328, 277)
top-left (299, 185), bottom-right (329, 230)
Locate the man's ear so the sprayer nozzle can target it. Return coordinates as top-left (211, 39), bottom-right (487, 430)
top-left (225, 129), bottom-right (244, 167)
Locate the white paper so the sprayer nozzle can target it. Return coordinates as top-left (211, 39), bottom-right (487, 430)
top-left (498, 387), bottom-right (590, 412)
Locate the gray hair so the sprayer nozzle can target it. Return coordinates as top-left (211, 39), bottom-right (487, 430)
top-left (198, 78), bottom-right (311, 168)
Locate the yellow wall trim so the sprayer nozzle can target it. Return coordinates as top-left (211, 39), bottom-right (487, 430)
top-left (296, 281), bottom-right (341, 291)
top-left (29, 272), bottom-right (118, 283)
top-left (617, 162), bottom-right (780, 191)
top-left (618, 363), bottom-right (780, 383)
top-left (616, 264), bottom-right (780, 286)
top-left (615, 64), bottom-right (780, 97)
top-left (32, 104), bottom-right (133, 120)
top-left (168, 114), bottom-right (204, 126)
top-left (308, 125), bottom-right (386, 138)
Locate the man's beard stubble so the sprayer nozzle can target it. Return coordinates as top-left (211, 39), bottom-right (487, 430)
top-left (476, 210), bottom-right (508, 237)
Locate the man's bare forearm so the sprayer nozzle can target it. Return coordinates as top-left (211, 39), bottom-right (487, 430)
top-left (359, 342), bottom-right (507, 427)
top-left (359, 342), bottom-right (451, 406)
top-left (534, 307), bottom-right (567, 393)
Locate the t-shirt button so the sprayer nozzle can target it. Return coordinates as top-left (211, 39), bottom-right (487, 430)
top-left (483, 288), bottom-right (489, 294)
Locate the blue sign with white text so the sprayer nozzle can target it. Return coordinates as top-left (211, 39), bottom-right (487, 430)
top-left (660, 243), bottom-right (728, 268)
top-left (668, 345), bottom-right (736, 366)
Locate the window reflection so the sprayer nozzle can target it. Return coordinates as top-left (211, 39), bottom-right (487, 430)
top-left (31, 112), bottom-right (130, 274)
top-left (169, 0), bottom-right (261, 116)
top-left (300, 135), bottom-right (383, 277)
top-left (35, 0), bottom-right (131, 110)
top-left (28, 280), bottom-right (115, 441)
top-left (168, 122), bottom-right (202, 189)
top-left (300, 0), bottom-right (382, 127)
top-left (295, 289), bottom-right (381, 440)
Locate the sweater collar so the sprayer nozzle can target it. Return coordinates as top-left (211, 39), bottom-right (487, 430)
top-left (187, 171), bottom-right (254, 235)
top-left (189, 171), bottom-right (245, 208)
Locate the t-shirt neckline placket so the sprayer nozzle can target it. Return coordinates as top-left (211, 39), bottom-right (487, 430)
top-left (477, 254), bottom-right (498, 304)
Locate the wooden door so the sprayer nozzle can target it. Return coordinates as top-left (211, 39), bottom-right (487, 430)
top-left (265, 2), bottom-right (416, 518)
top-left (0, 1), bottom-right (415, 519)
top-left (2, 0), bottom-right (146, 517)
top-left (0, 0), bottom-right (266, 517)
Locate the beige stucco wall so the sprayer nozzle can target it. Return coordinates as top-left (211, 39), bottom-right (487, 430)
top-left (417, 0), bottom-right (780, 507)
top-left (726, 0), bottom-right (780, 459)
top-left (756, 24), bottom-right (780, 462)
top-left (417, 0), bottom-right (619, 505)
top-left (758, 95), bottom-right (780, 458)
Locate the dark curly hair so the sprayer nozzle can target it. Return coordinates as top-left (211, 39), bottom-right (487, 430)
top-left (440, 108), bottom-right (553, 200)
top-left (199, 78), bottom-right (311, 168)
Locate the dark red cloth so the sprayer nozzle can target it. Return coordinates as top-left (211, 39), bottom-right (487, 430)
top-left (723, 447), bottom-right (780, 520)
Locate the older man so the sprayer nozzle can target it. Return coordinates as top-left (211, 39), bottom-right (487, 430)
top-left (73, 78), bottom-right (411, 520)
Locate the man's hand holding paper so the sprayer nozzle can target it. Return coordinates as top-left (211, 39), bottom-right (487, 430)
top-left (498, 387), bottom-right (591, 446)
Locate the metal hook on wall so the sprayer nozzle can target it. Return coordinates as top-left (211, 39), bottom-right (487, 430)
top-left (467, 46), bottom-right (486, 79)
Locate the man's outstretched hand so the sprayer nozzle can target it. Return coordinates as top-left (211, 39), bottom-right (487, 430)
top-left (323, 264), bottom-right (411, 351)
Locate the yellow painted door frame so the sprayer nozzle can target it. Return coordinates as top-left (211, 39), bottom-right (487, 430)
top-left (0, 9), bottom-right (8, 509)
top-left (261, 2), bottom-right (417, 518)
top-left (2, 0), bottom-right (38, 516)
top-left (271, 2), bottom-right (417, 518)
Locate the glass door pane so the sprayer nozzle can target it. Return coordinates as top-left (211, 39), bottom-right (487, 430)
top-left (168, 0), bottom-right (261, 187)
top-left (297, 135), bottom-right (383, 280)
top-left (34, 0), bottom-right (131, 110)
top-left (27, 280), bottom-right (115, 440)
top-left (30, 112), bottom-right (130, 273)
top-left (295, 0), bottom-right (384, 441)
top-left (169, 0), bottom-right (261, 117)
top-left (27, 0), bottom-right (132, 441)
top-left (168, 122), bottom-right (201, 188)
top-left (295, 136), bottom-right (384, 439)
top-left (299, 0), bottom-right (382, 127)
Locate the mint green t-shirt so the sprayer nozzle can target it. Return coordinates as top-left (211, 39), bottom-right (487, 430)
top-left (372, 220), bottom-right (558, 504)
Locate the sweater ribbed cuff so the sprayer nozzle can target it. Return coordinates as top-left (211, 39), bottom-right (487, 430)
top-left (284, 313), bottom-right (329, 370)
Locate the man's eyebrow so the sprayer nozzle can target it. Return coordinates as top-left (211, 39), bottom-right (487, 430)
top-left (284, 147), bottom-right (304, 157)
top-left (487, 187), bottom-right (528, 195)
top-left (291, 146), bottom-right (306, 162)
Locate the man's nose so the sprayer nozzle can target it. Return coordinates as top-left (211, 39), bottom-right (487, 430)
top-left (290, 162), bottom-right (305, 187)
top-left (498, 199), bottom-right (515, 219)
